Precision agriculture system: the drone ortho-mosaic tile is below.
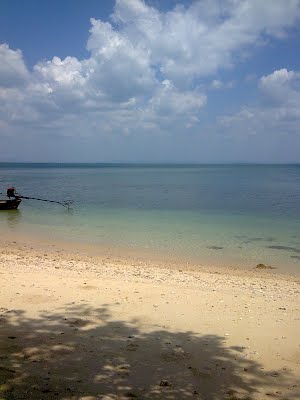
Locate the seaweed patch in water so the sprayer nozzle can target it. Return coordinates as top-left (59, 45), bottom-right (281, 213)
top-left (291, 255), bottom-right (300, 260)
top-left (207, 246), bottom-right (224, 250)
top-left (243, 237), bottom-right (275, 244)
top-left (267, 245), bottom-right (300, 253)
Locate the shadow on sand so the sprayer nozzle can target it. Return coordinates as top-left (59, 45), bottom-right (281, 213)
top-left (0, 304), bottom-right (298, 400)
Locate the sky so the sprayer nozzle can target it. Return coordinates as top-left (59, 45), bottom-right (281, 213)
top-left (0, 0), bottom-right (300, 163)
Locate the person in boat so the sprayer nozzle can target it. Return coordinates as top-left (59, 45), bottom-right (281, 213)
top-left (7, 187), bottom-right (17, 198)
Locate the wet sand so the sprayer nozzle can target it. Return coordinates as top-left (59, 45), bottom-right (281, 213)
top-left (0, 239), bottom-right (300, 399)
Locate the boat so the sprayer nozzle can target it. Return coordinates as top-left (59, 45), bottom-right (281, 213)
top-left (0, 198), bottom-right (22, 210)
top-left (0, 186), bottom-right (72, 210)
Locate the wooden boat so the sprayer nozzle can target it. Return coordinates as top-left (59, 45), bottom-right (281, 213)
top-left (0, 187), bottom-right (72, 209)
top-left (0, 198), bottom-right (22, 210)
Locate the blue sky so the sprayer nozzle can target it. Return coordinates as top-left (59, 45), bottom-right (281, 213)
top-left (1, 0), bottom-right (300, 162)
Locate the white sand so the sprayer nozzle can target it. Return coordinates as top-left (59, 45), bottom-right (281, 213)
top-left (0, 239), bottom-right (300, 399)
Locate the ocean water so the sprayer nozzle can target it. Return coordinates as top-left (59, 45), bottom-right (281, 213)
top-left (0, 163), bottom-right (300, 272)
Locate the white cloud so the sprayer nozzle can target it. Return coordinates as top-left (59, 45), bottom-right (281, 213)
top-left (34, 56), bottom-right (85, 87)
top-left (259, 68), bottom-right (300, 119)
top-left (86, 18), bottom-right (156, 102)
top-left (210, 79), bottom-right (236, 90)
top-left (0, 0), bottom-right (300, 144)
top-left (211, 80), bottom-right (223, 89)
top-left (149, 80), bottom-right (206, 115)
top-left (259, 68), bottom-right (300, 107)
top-left (112, 0), bottom-right (300, 85)
top-left (220, 68), bottom-right (300, 135)
top-left (0, 44), bottom-right (29, 87)
top-left (260, 68), bottom-right (296, 87)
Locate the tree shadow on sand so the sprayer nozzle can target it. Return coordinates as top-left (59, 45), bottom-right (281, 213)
top-left (0, 304), bottom-right (299, 400)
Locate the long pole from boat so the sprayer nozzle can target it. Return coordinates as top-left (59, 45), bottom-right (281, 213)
top-left (18, 195), bottom-right (73, 209)
top-left (0, 193), bottom-right (73, 209)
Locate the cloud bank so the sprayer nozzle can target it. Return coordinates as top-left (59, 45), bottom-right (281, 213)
top-left (1, 0), bottom-right (300, 161)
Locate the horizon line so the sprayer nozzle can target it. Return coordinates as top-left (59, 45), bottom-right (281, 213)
top-left (1, 161), bottom-right (300, 166)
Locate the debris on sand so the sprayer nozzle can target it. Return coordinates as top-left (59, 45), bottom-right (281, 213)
top-left (255, 263), bottom-right (276, 270)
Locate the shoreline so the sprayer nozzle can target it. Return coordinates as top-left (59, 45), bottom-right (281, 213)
top-left (1, 227), bottom-right (300, 277)
top-left (1, 204), bottom-right (300, 276)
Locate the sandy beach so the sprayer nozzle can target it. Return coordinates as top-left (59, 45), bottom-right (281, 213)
top-left (0, 239), bottom-right (300, 400)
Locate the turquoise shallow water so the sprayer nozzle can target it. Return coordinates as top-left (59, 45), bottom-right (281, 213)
top-left (0, 163), bottom-right (300, 272)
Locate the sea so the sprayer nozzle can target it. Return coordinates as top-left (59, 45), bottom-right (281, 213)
top-left (1, 163), bottom-right (300, 273)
